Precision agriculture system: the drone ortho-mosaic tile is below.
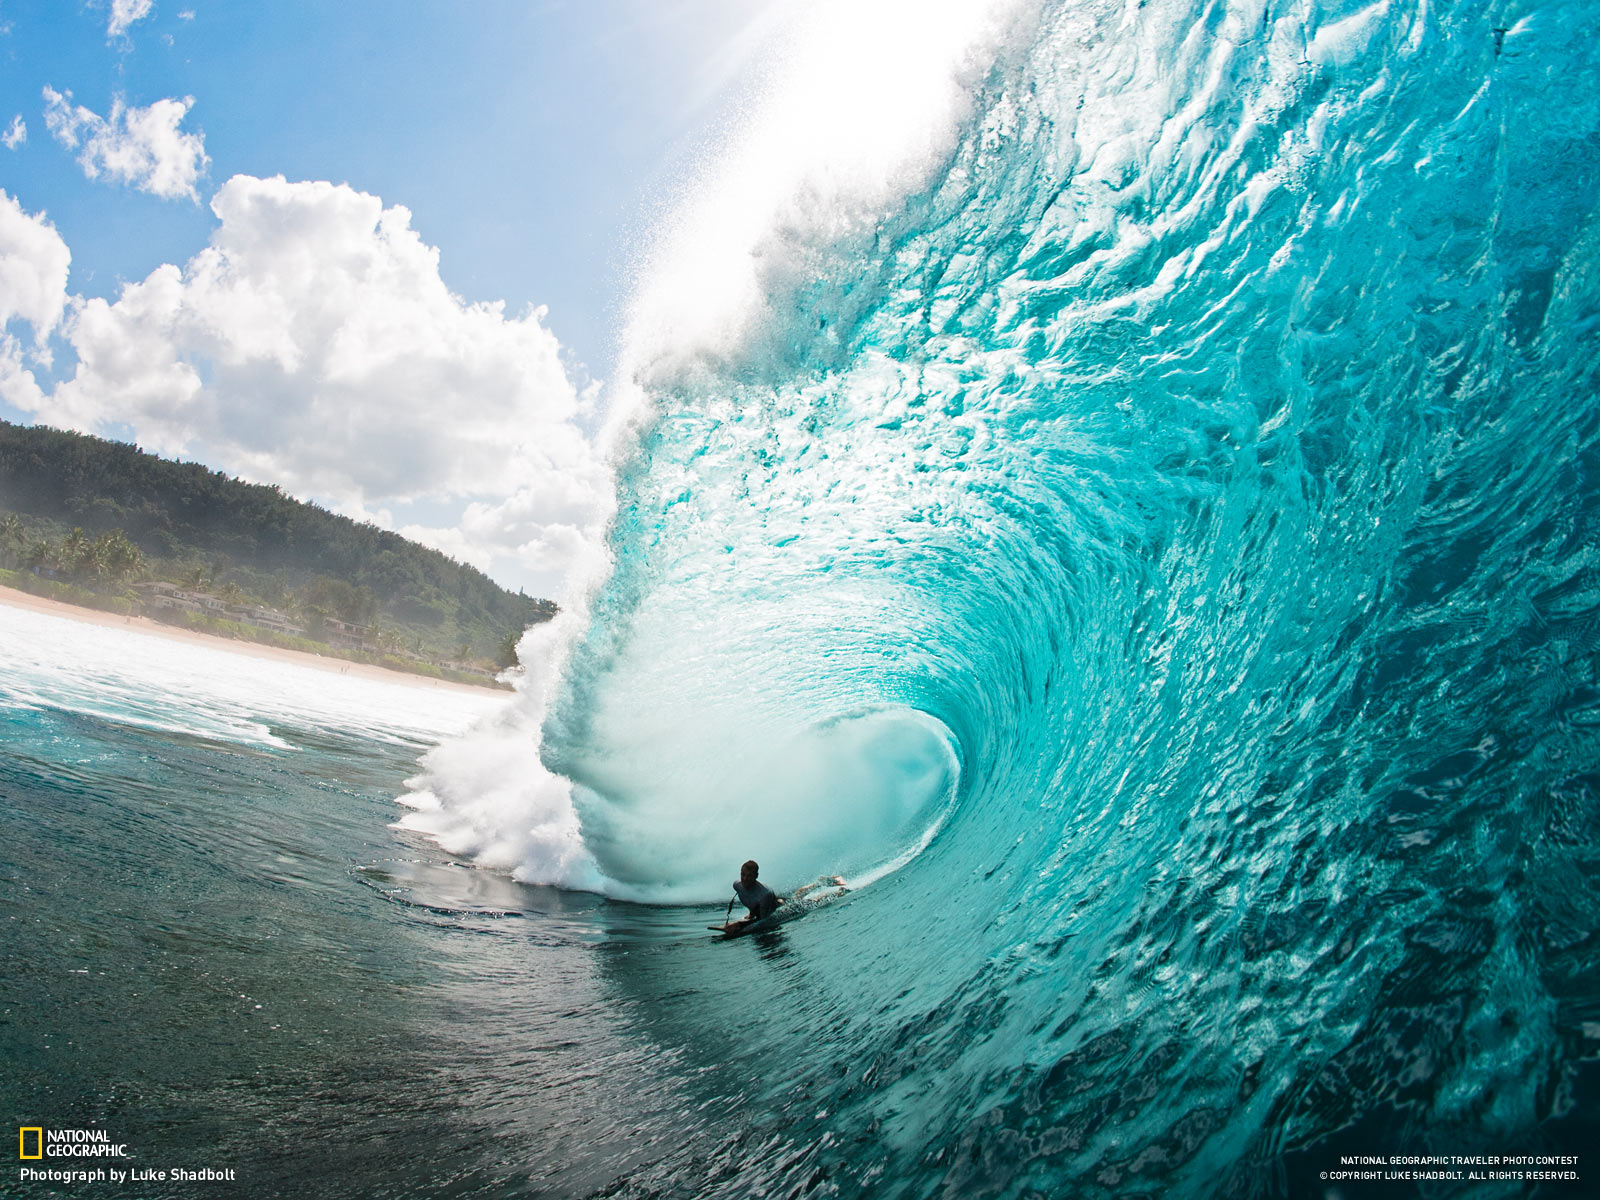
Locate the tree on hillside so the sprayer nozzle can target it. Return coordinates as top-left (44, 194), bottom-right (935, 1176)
top-left (59, 527), bottom-right (91, 579)
top-left (496, 631), bottom-right (521, 670)
top-left (88, 530), bottom-right (142, 582)
top-left (1, 513), bottom-right (23, 566)
top-left (301, 576), bottom-right (377, 625)
top-left (0, 420), bottom-right (555, 662)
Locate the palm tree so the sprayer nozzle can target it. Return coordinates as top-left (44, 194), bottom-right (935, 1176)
top-left (495, 631), bottom-right (521, 670)
top-left (60, 528), bottom-right (90, 580)
top-left (0, 514), bottom-right (23, 567)
top-left (299, 603), bottom-right (327, 640)
top-left (23, 537), bottom-right (54, 572)
top-left (93, 531), bottom-right (143, 583)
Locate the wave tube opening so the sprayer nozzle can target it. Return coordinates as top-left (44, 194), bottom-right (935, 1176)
top-left (566, 705), bottom-right (960, 903)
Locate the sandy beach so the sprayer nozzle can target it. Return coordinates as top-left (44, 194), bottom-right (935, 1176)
top-left (0, 583), bottom-right (511, 696)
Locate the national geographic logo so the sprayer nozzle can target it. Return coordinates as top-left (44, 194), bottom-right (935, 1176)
top-left (17, 1127), bottom-right (129, 1159)
top-left (16, 1126), bottom-right (237, 1187)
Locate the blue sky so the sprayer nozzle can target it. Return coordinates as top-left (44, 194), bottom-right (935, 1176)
top-left (0, 0), bottom-right (788, 596)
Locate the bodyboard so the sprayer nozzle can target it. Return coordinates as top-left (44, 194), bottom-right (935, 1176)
top-left (709, 912), bottom-right (783, 939)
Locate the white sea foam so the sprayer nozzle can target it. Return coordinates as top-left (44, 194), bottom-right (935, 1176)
top-left (395, 612), bottom-right (606, 890)
top-left (0, 602), bottom-right (505, 746)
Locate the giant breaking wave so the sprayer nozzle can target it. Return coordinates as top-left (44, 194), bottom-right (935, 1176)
top-left (401, 0), bottom-right (1600, 1192)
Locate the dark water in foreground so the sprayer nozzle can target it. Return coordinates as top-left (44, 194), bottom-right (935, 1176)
top-left (1, 696), bottom-right (689, 1198)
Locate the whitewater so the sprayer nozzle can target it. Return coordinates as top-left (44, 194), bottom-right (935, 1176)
top-left (6, 0), bottom-right (1597, 1195)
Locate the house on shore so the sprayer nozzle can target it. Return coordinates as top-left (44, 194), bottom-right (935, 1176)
top-left (134, 582), bottom-right (304, 638)
top-left (321, 615), bottom-right (378, 652)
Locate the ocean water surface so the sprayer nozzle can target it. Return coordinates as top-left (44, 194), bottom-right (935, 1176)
top-left (2, 607), bottom-right (741, 1197)
top-left (9, 0), bottom-right (1600, 1195)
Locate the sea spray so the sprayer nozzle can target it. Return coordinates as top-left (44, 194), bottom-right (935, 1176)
top-left (397, 611), bottom-right (605, 889)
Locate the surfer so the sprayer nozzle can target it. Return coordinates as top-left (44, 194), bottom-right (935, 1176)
top-left (731, 859), bottom-right (781, 927)
top-left (718, 861), bottom-right (847, 935)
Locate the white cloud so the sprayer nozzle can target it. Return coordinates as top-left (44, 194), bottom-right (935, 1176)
top-left (2, 116), bottom-right (24, 149)
top-left (0, 189), bottom-right (71, 346)
top-left (0, 345), bottom-right (47, 412)
top-left (16, 174), bottom-right (606, 595)
top-left (396, 522), bottom-right (493, 573)
top-left (42, 86), bottom-right (208, 201)
top-left (108, 0), bottom-right (154, 40)
top-left (0, 189), bottom-right (72, 414)
top-left (400, 473), bottom-right (608, 598)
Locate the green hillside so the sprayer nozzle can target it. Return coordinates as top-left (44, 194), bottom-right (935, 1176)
top-left (0, 420), bottom-right (555, 686)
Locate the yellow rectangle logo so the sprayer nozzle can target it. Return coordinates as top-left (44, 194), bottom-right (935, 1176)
top-left (19, 1127), bottom-right (43, 1159)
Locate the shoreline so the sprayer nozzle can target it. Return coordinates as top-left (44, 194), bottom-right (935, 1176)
top-left (0, 583), bottom-right (513, 697)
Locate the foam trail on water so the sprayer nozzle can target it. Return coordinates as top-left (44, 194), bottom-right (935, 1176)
top-left (0, 602), bottom-right (502, 745)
